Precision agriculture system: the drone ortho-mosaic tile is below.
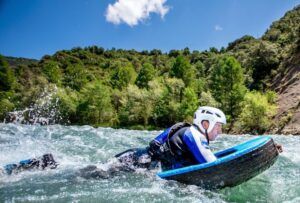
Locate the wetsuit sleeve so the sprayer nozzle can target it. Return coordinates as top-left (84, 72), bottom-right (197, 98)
top-left (148, 128), bottom-right (171, 159)
top-left (153, 128), bottom-right (171, 144)
top-left (183, 130), bottom-right (217, 164)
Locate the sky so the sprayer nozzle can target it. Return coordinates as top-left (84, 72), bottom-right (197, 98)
top-left (0, 0), bottom-right (300, 59)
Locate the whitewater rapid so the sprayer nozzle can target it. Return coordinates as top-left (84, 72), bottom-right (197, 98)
top-left (0, 123), bottom-right (299, 202)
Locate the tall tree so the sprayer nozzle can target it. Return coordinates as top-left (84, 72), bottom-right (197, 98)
top-left (0, 55), bottom-right (15, 92)
top-left (170, 55), bottom-right (196, 86)
top-left (77, 82), bottom-right (115, 125)
top-left (250, 41), bottom-right (279, 90)
top-left (135, 63), bottom-right (155, 89)
top-left (110, 63), bottom-right (137, 90)
top-left (210, 56), bottom-right (247, 125)
top-left (118, 85), bottom-right (153, 127)
top-left (179, 87), bottom-right (199, 121)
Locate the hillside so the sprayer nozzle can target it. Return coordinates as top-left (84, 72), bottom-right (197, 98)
top-left (227, 5), bottom-right (300, 134)
top-left (263, 6), bottom-right (300, 134)
top-left (5, 56), bottom-right (38, 69)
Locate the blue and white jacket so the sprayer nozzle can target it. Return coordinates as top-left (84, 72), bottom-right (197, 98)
top-left (153, 125), bottom-right (217, 169)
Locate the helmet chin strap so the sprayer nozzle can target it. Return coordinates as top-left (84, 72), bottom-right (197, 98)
top-left (205, 129), bottom-right (210, 145)
top-left (193, 124), bottom-right (210, 145)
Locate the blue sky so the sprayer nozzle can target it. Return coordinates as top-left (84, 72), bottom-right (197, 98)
top-left (0, 0), bottom-right (299, 59)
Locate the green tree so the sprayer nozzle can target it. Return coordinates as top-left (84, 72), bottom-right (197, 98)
top-left (135, 63), bottom-right (155, 88)
top-left (168, 50), bottom-right (180, 58)
top-left (0, 55), bottom-right (15, 91)
top-left (194, 61), bottom-right (205, 77)
top-left (0, 98), bottom-right (15, 120)
top-left (189, 78), bottom-right (205, 97)
top-left (77, 82), bottom-right (115, 125)
top-left (63, 64), bottom-right (88, 91)
top-left (110, 63), bottom-right (137, 89)
top-left (42, 61), bottom-right (62, 84)
top-left (250, 41), bottom-right (279, 90)
top-left (170, 56), bottom-right (196, 86)
top-left (164, 78), bottom-right (185, 102)
top-left (152, 78), bottom-right (184, 127)
top-left (199, 91), bottom-right (220, 107)
top-left (235, 91), bottom-right (277, 134)
top-left (210, 56), bottom-right (247, 124)
top-left (118, 85), bottom-right (153, 127)
top-left (179, 87), bottom-right (199, 121)
top-left (53, 87), bottom-right (79, 124)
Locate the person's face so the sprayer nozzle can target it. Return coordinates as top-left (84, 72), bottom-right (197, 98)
top-left (208, 122), bottom-right (223, 141)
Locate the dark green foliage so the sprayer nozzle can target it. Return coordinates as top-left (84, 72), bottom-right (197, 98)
top-left (152, 78), bottom-right (184, 127)
top-left (0, 55), bottom-right (16, 91)
top-left (263, 6), bottom-right (300, 48)
top-left (135, 63), bottom-right (155, 88)
top-left (170, 56), bottom-right (188, 79)
top-left (170, 55), bottom-right (197, 86)
top-left (168, 50), bottom-right (180, 58)
top-left (42, 61), bottom-right (62, 84)
top-left (183, 47), bottom-right (190, 56)
top-left (63, 64), bottom-right (88, 91)
top-left (77, 82), bottom-right (115, 125)
top-left (150, 49), bottom-right (162, 55)
top-left (250, 41), bottom-right (279, 90)
top-left (110, 63), bottom-right (137, 90)
top-left (227, 35), bottom-right (255, 51)
top-left (179, 87), bottom-right (199, 121)
top-left (85, 46), bottom-right (105, 55)
top-left (210, 56), bottom-right (247, 124)
top-left (209, 47), bottom-right (219, 54)
top-left (0, 98), bottom-right (15, 120)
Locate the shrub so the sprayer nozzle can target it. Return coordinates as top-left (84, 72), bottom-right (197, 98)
top-left (235, 91), bottom-right (277, 134)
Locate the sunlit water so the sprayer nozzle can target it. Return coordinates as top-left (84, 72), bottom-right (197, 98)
top-left (0, 123), bottom-right (299, 203)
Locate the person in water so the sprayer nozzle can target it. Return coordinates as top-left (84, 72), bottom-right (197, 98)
top-left (116, 106), bottom-right (227, 171)
top-left (1, 154), bottom-right (58, 175)
top-left (1, 106), bottom-right (283, 177)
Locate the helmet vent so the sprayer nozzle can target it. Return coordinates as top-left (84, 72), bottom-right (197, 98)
top-left (215, 113), bottom-right (221, 118)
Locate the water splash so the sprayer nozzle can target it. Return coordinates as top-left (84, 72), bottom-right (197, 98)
top-left (4, 85), bottom-right (64, 125)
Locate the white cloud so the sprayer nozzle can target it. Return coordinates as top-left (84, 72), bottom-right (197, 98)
top-left (214, 25), bottom-right (223, 31)
top-left (105, 0), bottom-right (169, 26)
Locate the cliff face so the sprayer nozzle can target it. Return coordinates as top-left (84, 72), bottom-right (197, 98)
top-left (271, 44), bottom-right (300, 134)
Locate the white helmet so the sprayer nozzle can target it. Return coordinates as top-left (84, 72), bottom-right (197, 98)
top-left (193, 106), bottom-right (226, 133)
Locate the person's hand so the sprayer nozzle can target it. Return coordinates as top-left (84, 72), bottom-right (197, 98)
top-left (275, 143), bottom-right (283, 153)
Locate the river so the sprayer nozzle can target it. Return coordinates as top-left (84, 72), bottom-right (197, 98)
top-left (0, 123), bottom-right (299, 202)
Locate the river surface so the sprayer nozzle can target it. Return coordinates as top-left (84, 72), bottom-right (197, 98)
top-left (0, 123), bottom-right (299, 203)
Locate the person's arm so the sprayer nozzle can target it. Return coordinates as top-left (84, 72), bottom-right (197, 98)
top-left (153, 128), bottom-right (171, 144)
top-left (183, 130), bottom-right (217, 164)
top-left (148, 128), bottom-right (171, 158)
